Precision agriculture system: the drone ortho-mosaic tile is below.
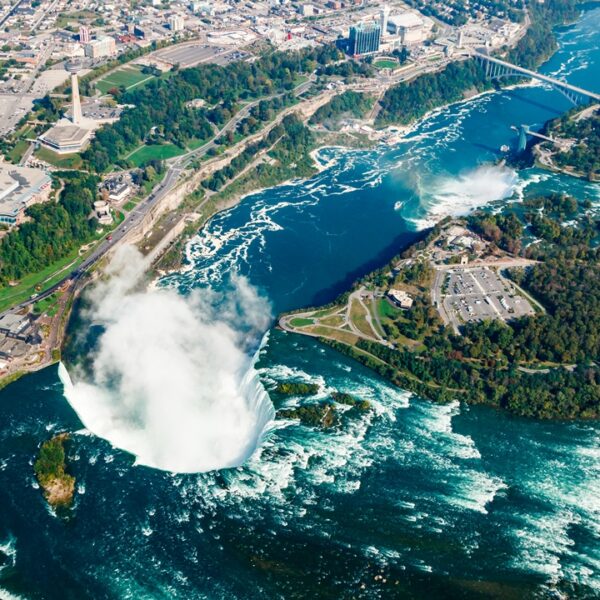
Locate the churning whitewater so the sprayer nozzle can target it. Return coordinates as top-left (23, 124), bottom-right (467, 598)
top-left (0, 8), bottom-right (597, 599)
top-left (60, 246), bottom-right (275, 473)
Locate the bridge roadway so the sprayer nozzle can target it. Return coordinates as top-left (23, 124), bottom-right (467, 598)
top-left (469, 49), bottom-right (600, 102)
top-left (6, 77), bottom-right (316, 314)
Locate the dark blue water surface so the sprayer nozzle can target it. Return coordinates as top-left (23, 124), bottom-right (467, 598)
top-left (1, 8), bottom-right (599, 599)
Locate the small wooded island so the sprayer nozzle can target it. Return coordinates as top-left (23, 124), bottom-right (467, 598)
top-left (272, 382), bottom-right (371, 428)
top-left (34, 433), bottom-right (75, 509)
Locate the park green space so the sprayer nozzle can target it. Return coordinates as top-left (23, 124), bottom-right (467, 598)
top-left (34, 147), bottom-right (83, 170)
top-left (55, 10), bottom-right (97, 29)
top-left (0, 250), bottom-right (83, 314)
top-left (96, 66), bottom-right (155, 94)
top-left (33, 293), bottom-right (60, 317)
top-left (0, 211), bottom-right (124, 314)
top-left (127, 143), bottom-right (185, 167)
top-left (374, 59), bottom-right (399, 70)
top-left (289, 317), bottom-right (314, 327)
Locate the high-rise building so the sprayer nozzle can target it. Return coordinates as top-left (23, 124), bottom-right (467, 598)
top-left (380, 6), bottom-right (390, 37)
top-left (348, 21), bottom-right (381, 56)
top-left (168, 14), bottom-right (185, 31)
top-left (79, 25), bottom-right (91, 43)
top-left (84, 36), bottom-right (116, 59)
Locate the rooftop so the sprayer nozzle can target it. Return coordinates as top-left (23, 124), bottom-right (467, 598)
top-left (0, 165), bottom-right (52, 221)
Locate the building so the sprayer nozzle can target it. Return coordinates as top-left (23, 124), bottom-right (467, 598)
top-left (94, 200), bottom-right (112, 226)
top-left (39, 124), bottom-right (92, 154)
top-left (300, 3), bottom-right (314, 16)
top-left (79, 25), bottom-right (91, 43)
top-left (380, 5), bottom-right (390, 38)
top-left (84, 36), bottom-right (116, 59)
top-left (0, 312), bottom-right (30, 336)
top-left (348, 21), bottom-right (381, 56)
top-left (108, 183), bottom-right (131, 203)
top-left (0, 165), bottom-right (52, 226)
top-left (387, 12), bottom-right (432, 45)
top-left (168, 14), bottom-right (185, 31)
top-left (38, 61), bottom-right (93, 154)
top-left (387, 289), bottom-right (414, 310)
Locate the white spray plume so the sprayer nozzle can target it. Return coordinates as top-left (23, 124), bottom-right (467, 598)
top-left (60, 246), bottom-right (275, 474)
top-left (407, 164), bottom-right (518, 230)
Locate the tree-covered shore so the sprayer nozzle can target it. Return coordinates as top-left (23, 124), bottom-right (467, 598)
top-left (376, 0), bottom-right (582, 129)
top-left (288, 192), bottom-right (599, 421)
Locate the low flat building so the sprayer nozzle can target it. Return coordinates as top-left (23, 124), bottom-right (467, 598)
top-left (0, 165), bottom-right (52, 225)
top-left (0, 312), bottom-right (30, 336)
top-left (387, 289), bottom-right (414, 309)
top-left (387, 12), bottom-right (432, 45)
top-left (39, 123), bottom-right (92, 154)
top-left (108, 183), bottom-right (131, 203)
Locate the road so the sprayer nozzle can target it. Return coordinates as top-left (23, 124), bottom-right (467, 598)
top-left (6, 77), bottom-right (316, 314)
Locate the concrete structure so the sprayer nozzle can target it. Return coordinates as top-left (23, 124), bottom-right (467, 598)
top-left (79, 25), bottom-right (91, 43)
top-left (0, 312), bottom-right (30, 336)
top-left (94, 200), bottom-right (112, 226)
top-left (387, 12), bottom-right (432, 45)
top-left (108, 183), bottom-right (131, 203)
top-left (0, 165), bottom-right (52, 225)
top-left (387, 289), bottom-right (414, 309)
top-left (380, 5), bottom-right (390, 38)
top-left (66, 61), bottom-right (82, 125)
top-left (168, 14), bottom-right (185, 32)
top-left (84, 36), bottom-right (116, 59)
top-left (348, 21), bottom-right (381, 56)
top-left (39, 124), bottom-right (92, 154)
top-left (471, 49), bottom-right (600, 105)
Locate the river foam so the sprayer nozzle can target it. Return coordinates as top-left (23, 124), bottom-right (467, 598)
top-left (406, 163), bottom-right (519, 230)
top-left (60, 246), bottom-right (275, 474)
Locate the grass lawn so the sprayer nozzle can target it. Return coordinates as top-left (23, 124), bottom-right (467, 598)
top-left (35, 147), bottom-right (83, 170)
top-left (55, 10), bottom-right (96, 29)
top-left (0, 250), bottom-right (83, 314)
top-left (290, 317), bottom-right (314, 327)
top-left (374, 59), bottom-right (399, 70)
top-left (349, 298), bottom-right (376, 338)
top-left (96, 66), bottom-right (155, 94)
top-left (127, 143), bottom-right (185, 167)
top-left (7, 139), bottom-right (30, 163)
top-left (0, 217), bottom-right (119, 313)
top-left (377, 297), bottom-right (401, 320)
top-left (308, 325), bottom-right (359, 346)
top-left (319, 314), bottom-right (344, 328)
top-left (33, 293), bottom-right (59, 317)
top-left (123, 200), bottom-right (137, 212)
top-left (186, 137), bottom-right (211, 151)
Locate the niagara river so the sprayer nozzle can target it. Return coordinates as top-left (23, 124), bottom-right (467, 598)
top-left (1, 7), bottom-right (599, 599)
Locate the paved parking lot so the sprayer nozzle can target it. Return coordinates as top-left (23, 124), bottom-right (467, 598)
top-left (154, 44), bottom-right (249, 68)
top-left (440, 267), bottom-right (535, 326)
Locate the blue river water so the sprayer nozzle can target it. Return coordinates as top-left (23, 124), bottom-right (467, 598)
top-left (1, 8), bottom-right (599, 599)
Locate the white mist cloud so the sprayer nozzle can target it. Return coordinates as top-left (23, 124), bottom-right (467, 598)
top-left (60, 246), bottom-right (275, 474)
top-left (406, 164), bottom-right (519, 230)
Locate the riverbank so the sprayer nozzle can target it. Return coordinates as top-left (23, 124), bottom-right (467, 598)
top-left (280, 201), bottom-right (599, 420)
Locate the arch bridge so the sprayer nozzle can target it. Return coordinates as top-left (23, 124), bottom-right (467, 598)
top-left (470, 49), bottom-right (600, 105)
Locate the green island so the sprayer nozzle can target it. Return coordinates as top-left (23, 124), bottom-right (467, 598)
top-left (273, 383), bottom-right (371, 428)
top-left (34, 433), bottom-right (76, 508)
top-left (281, 192), bottom-right (599, 420)
top-left (275, 381), bottom-right (320, 396)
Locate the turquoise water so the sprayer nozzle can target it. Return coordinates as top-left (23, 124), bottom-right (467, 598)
top-left (1, 9), bottom-right (600, 599)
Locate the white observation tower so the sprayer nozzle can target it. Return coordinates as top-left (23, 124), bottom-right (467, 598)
top-left (66, 61), bottom-right (83, 126)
